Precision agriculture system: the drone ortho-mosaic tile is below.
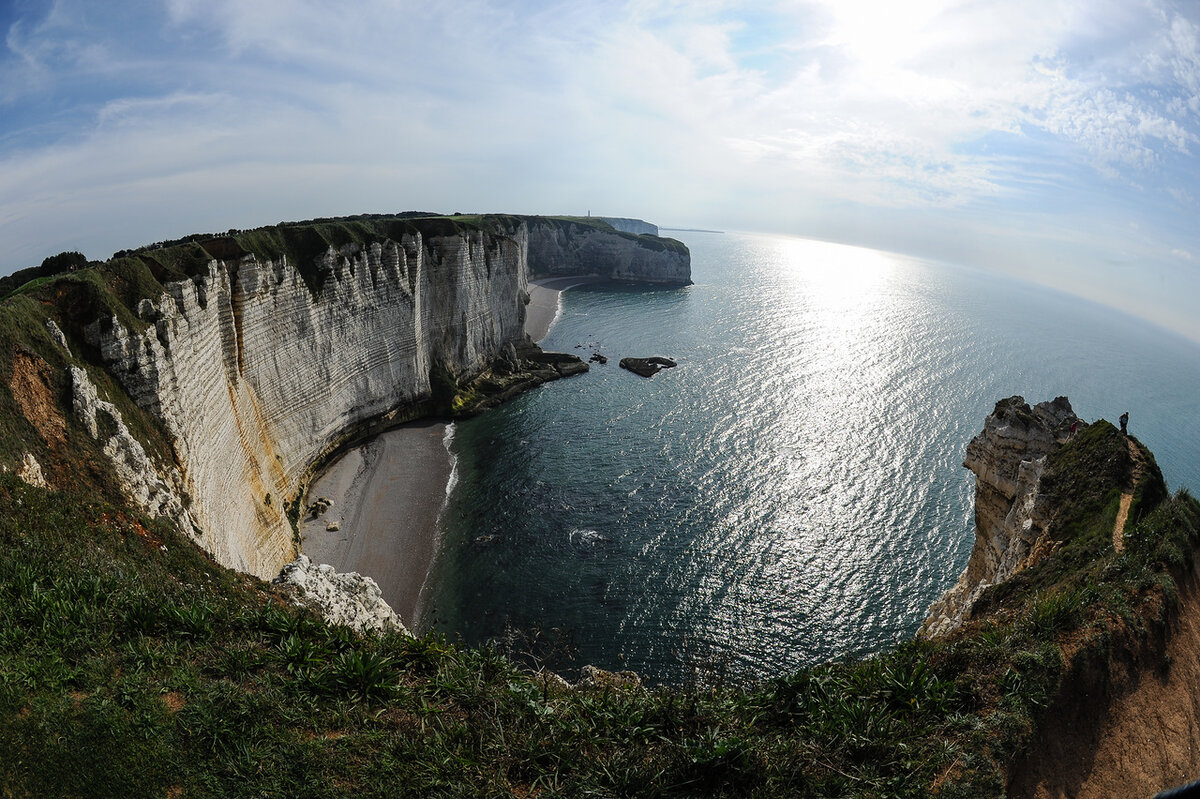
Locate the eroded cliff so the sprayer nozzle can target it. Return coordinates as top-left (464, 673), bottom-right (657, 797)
top-left (3, 213), bottom-right (690, 583)
top-left (527, 217), bottom-right (691, 284)
top-left (922, 396), bottom-right (1080, 636)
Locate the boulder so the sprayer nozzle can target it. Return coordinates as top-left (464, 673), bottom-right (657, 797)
top-left (619, 356), bottom-right (677, 378)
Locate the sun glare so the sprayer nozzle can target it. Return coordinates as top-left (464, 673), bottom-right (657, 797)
top-left (823, 0), bottom-right (950, 67)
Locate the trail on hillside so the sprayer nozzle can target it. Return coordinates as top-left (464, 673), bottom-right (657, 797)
top-left (1112, 437), bottom-right (1146, 553)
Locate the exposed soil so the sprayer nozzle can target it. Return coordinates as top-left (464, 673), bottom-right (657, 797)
top-left (1009, 556), bottom-right (1200, 797)
top-left (1112, 437), bottom-right (1147, 553)
top-left (162, 691), bottom-right (186, 713)
top-left (10, 350), bottom-right (67, 448)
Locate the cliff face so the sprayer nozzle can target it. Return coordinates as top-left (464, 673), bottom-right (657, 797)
top-left (51, 215), bottom-right (687, 582)
top-left (527, 220), bottom-right (691, 284)
top-left (593, 217), bottom-right (658, 236)
top-left (84, 227), bottom-right (528, 578)
top-left (922, 396), bottom-right (1079, 636)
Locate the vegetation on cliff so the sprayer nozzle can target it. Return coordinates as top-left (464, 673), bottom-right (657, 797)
top-left (0, 223), bottom-right (1194, 795)
top-left (1, 385), bottom-right (1197, 796)
top-left (2, 213), bottom-right (688, 306)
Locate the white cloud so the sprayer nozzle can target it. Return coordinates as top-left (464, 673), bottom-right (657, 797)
top-left (2, 0), bottom-right (1200, 341)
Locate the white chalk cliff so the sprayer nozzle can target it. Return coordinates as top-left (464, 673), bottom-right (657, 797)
top-left (78, 217), bottom-right (689, 583)
top-left (528, 220), bottom-right (691, 284)
top-left (922, 396), bottom-right (1079, 637)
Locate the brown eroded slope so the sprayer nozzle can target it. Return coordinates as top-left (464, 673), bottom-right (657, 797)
top-left (1010, 556), bottom-right (1200, 797)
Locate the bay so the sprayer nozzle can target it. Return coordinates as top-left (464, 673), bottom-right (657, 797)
top-left (422, 230), bottom-right (1200, 685)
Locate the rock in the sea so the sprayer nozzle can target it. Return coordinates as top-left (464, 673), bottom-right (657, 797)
top-left (273, 554), bottom-right (407, 634)
top-left (619, 356), bottom-right (677, 378)
top-left (921, 396), bottom-right (1079, 637)
top-left (589, 352), bottom-right (607, 364)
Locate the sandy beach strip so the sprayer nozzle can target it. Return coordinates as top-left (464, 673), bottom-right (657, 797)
top-left (526, 275), bottom-right (604, 342)
top-left (297, 276), bottom-right (601, 629)
top-left (300, 419), bottom-right (452, 629)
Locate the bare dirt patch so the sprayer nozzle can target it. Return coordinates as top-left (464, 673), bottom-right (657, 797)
top-left (162, 691), bottom-right (186, 713)
top-left (1111, 438), bottom-right (1146, 553)
top-left (10, 350), bottom-right (66, 447)
top-left (1010, 558), bottom-right (1200, 798)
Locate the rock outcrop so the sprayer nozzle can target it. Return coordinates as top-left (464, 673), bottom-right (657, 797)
top-left (273, 554), bottom-right (406, 634)
top-left (65, 214), bottom-right (685, 584)
top-left (619, 356), bottom-right (677, 378)
top-left (527, 219), bottom-right (691, 285)
top-left (922, 396), bottom-right (1079, 637)
top-left (17, 453), bottom-right (48, 489)
top-left (70, 365), bottom-right (198, 535)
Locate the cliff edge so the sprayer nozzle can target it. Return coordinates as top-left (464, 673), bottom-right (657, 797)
top-left (6, 237), bottom-right (1200, 799)
top-left (0, 213), bottom-right (690, 583)
top-left (923, 396), bottom-right (1081, 636)
top-left (526, 216), bottom-right (691, 284)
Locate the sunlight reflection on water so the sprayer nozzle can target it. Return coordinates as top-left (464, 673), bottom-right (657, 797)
top-left (422, 231), bottom-right (1200, 685)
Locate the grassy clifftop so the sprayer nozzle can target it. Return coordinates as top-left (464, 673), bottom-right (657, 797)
top-left (2, 213), bottom-right (686, 312)
top-left (0, 402), bottom-right (1196, 796)
top-left (0, 218), bottom-right (1194, 795)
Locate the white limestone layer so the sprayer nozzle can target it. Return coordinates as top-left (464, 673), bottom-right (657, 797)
top-left (84, 227), bottom-right (528, 579)
top-left (921, 396), bottom-right (1078, 637)
top-left (273, 554), bottom-right (407, 634)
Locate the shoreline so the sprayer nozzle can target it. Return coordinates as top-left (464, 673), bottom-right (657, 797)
top-left (297, 275), bottom-right (600, 628)
top-left (299, 419), bottom-right (452, 629)
top-left (526, 275), bottom-right (604, 342)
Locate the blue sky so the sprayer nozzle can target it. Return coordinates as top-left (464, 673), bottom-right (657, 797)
top-left (2, 0), bottom-right (1200, 341)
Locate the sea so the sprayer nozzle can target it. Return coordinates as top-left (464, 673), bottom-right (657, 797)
top-left (420, 230), bottom-right (1200, 685)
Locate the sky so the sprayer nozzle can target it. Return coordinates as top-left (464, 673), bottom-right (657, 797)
top-left (2, 0), bottom-right (1200, 341)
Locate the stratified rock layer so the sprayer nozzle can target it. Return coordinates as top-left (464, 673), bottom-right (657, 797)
top-left (922, 396), bottom-right (1079, 636)
top-left (75, 216), bottom-right (688, 583)
top-left (527, 220), bottom-right (691, 284)
top-left (85, 228), bottom-right (528, 578)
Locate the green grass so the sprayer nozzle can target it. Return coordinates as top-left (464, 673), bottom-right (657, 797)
top-left (7, 212), bottom-right (683, 329)
top-left (1, 462), bottom-right (1195, 796)
top-left (0, 213), bottom-right (1192, 796)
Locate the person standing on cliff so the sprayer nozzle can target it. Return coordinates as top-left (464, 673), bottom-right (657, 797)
top-left (1119, 411), bottom-right (1129, 435)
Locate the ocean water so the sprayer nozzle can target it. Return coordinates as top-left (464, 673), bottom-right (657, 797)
top-left (421, 231), bottom-right (1200, 685)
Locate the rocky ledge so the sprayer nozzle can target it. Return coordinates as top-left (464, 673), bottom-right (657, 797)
top-left (619, 356), bottom-right (677, 378)
top-left (449, 343), bottom-right (588, 417)
top-left (273, 554), bottom-right (407, 634)
top-left (922, 396), bottom-right (1081, 637)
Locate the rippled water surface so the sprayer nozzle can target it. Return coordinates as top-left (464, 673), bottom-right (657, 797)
top-left (422, 231), bottom-right (1200, 684)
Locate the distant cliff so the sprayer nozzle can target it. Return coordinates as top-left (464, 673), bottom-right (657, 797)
top-left (527, 217), bottom-right (691, 284)
top-left (593, 217), bottom-right (658, 236)
top-left (1, 213), bottom-right (690, 581)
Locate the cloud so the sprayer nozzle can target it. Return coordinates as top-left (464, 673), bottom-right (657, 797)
top-left (2, 0), bottom-right (1200, 342)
